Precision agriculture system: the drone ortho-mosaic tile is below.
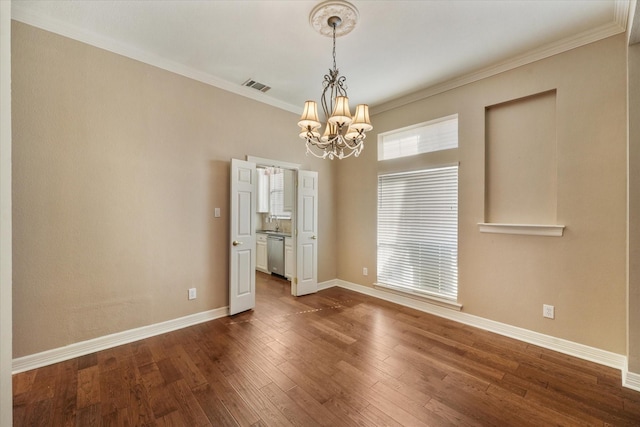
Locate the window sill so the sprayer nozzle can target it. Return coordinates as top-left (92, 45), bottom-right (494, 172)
top-left (477, 223), bottom-right (565, 237)
top-left (373, 283), bottom-right (462, 311)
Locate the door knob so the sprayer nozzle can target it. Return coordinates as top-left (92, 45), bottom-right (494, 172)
top-left (311, 235), bottom-right (317, 240)
top-left (232, 240), bottom-right (243, 246)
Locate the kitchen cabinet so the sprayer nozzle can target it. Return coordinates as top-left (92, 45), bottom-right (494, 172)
top-left (285, 236), bottom-right (293, 280)
top-left (256, 233), bottom-right (268, 273)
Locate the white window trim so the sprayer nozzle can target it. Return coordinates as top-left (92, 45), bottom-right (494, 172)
top-left (373, 282), bottom-right (463, 311)
top-left (377, 164), bottom-right (459, 302)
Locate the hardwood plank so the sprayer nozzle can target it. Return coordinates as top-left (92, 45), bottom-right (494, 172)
top-left (191, 383), bottom-right (239, 427)
top-left (77, 365), bottom-right (100, 409)
top-left (225, 371), bottom-right (294, 427)
top-left (370, 380), bottom-right (446, 425)
top-left (50, 359), bottom-right (78, 426)
top-left (423, 398), bottom-right (486, 427)
top-left (321, 396), bottom-right (375, 427)
top-left (285, 385), bottom-right (342, 427)
top-left (359, 403), bottom-right (405, 427)
top-left (75, 403), bottom-right (102, 427)
top-left (167, 379), bottom-right (212, 427)
top-left (138, 362), bottom-right (179, 419)
top-left (156, 358), bottom-right (183, 385)
top-left (77, 353), bottom-right (98, 371)
top-left (277, 360), bottom-right (334, 404)
top-left (168, 344), bottom-right (208, 389)
top-left (13, 368), bottom-right (37, 396)
top-left (333, 360), bottom-right (378, 388)
top-left (260, 381), bottom-right (321, 427)
top-left (118, 354), bottom-right (156, 424)
top-left (21, 397), bottom-right (53, 427)
top-left (189, 347), bottom-right (262, 426)
top-left (99, 365), bottom-right (130, 416)
top-left (131, 342), bottom-right (156, 368)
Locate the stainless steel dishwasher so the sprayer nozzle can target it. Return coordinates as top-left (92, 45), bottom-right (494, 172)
top-left (267, 235), bottom-right (285, 276)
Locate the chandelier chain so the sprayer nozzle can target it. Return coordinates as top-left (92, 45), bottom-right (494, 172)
top-left (332, 22), bottom-right (337, 72)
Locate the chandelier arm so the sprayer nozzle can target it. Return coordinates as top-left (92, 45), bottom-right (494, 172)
top-left (341, 133), bottom-right (366, 149)
top-left (321, 76), bottom-right (332, 120)
top-left (306, 136), bottom-right (332, 149)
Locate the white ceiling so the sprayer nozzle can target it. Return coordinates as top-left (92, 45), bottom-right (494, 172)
top-left (11, 1), bottom-right (631, 115)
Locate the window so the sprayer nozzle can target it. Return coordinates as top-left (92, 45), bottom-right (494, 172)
top-left (378, 114), bottom-right (458, 161)
top-left (269, 170), bottom-right (286, 218)
top-left (377, 115), bottom-right (459, 302)
top-left (263, 168), bottom-right (291, 219)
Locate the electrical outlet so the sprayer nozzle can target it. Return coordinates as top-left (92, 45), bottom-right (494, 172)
top-left (363, 267), bottom-right (368, 276)
top-left (214, 208), bottom-right (221, 218)
top-left (543, 304), bottom-right (554, 319)
top-left (188, 288), bottom-right (197, 300)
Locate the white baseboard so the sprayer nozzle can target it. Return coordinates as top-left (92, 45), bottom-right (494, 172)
top-left (623, 369), bottom-right (640, 392)
top-left (12, 307), bottom-right (228, 374)
top-left (327, 279), bottom-right (629, 375)
top-left (317, 279), bottom-right (336, 291)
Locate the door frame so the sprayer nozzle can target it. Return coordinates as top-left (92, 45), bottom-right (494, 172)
top-left (246, 156), bottom-right (302, 296)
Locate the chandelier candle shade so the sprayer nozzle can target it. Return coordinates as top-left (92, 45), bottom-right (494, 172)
top-left (299, 1), bottom-right (372, 160)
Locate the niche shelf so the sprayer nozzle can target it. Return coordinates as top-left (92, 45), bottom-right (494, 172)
top-left (477, 223), bottom-right (565, 237)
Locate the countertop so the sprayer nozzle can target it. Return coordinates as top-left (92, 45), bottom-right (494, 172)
top-left (256, 230), bottom-right (291, 238)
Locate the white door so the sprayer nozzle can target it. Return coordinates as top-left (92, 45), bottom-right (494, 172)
top-left (295, 170), bottom-right (318, 296)
top-left (229, 158), bottom-right (256, 315)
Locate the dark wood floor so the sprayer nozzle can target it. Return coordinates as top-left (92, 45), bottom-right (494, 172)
top-left (13, 272), bottom-right (640, 426)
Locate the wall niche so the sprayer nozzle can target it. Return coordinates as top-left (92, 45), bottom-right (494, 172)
top-left (481, 90), bottom-right (564, 236)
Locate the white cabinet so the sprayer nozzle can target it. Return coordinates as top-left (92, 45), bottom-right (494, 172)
top-left (284, 236), bottom-right (293, 280)
top-left (256, 233), bottom-right (268, 273)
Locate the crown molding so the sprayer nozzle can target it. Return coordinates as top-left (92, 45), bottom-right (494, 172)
top-left (629, 0), bottom-right (640, 44)
top-left (372, 8), bottom-right (629, 115)
top-left (11, 1), bottom-right (631, 120)
top-left (10, 5), bottom-right (301, 115)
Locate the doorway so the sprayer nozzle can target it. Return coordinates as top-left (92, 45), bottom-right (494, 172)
top-left (229, 157), bottom-right (318, 316)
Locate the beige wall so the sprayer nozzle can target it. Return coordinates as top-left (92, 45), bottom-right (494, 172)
top-left (337, 34), bottom-right (628, 354)
top-left (11, 22), bottom-right (336, 358)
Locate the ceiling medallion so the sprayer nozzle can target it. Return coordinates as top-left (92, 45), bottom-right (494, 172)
top-left (309, 0), bottom-right (359, 37)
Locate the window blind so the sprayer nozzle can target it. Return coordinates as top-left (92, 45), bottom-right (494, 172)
top-left (377, 165), bottom-right (458, 300)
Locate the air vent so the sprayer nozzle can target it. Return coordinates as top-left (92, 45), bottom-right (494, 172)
top-left (242, 79), bottom-right (271, 93)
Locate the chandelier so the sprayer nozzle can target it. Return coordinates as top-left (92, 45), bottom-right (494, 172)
top-left (298, 1), bottom-right (372, 160)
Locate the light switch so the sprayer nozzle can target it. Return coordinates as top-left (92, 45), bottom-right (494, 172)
top-left (214, 208), bottom-right (221, 218)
